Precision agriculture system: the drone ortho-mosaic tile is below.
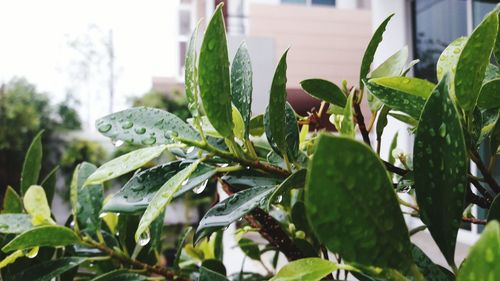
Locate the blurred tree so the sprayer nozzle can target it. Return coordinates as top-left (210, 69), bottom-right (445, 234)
top-left (130, 89), bottom-right (191, 121)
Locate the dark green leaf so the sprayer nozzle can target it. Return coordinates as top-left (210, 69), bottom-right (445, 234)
top-left (73, 162), bottom-right (103, 233)
top-left (306, 134), bottom-right (413, 271)
top-left (40, 166), bottom-right (58, 205)
top-left (478, 108), bottom-right (499, 145)
top-left (388, 112), bottom-right (418, 127)
top-left (2, 225), bottom-right (80, 252)
top-left (291, 201), bottom-right (311, 233)
top-left (488, 194), bottom-right (500, 222)
top-left (194, 185), bottom-right (274, 243)
top-left (249, 114), bottom-right (264, 137)
top-left (2, 186), bottom-right (23, 214)
top-left (231, 42), bottom-right (253, 139)
top-left (490, 115), bottom-right (500, 155)
top-left (268, 50), bottom-right (289, 155)
top-left (238, 238), bottom-right (260, 260)
top-left (266, 169), bottom-right (307, 209)
top-left (185, 22), bottom-right (200, 117)
top-left (21, 130), bottom-right (43, 195)
top-left (270, 258), bottom-right (337, 281)
top-left (198, 4), bottom-right (234, 138)
top-left (265, 102), bottom-right (299, 161)
top-left (359, 13), bottom-right (394, 89)
top-left (477, 78), bottom-right (500, 109)
top-left (455, 10), bottom-right (498, 111)
top-left (376, 106), bottom-right (390, 144)
top-left (9, 257), bottom-right (86, 281)
top-left (0, 214), bottom-right (32, 234)
top-left (411, 244), bottom-right (454, 281)
top-left (388, 132), bottom-right (399, 165)
top-left (413, 74), bottom-right (467, 267)
top-left (200, 266), bottom-right (229, 281)
top-left (300, 79), bottom-right (346, 107)
top-left (174, 226), bottom-right (192, 269)
top-left (85, 145), bottom-right (167, 185)
top-left (201, 259), bottom-right (226, 275)
top-left (95, 107), bottom-right (199, 145)
top-left (457, 221), bottom-right (500, 281)
top-left (221, 170), bottom-right (282, 189)
top-left (91, 269), bottom-right (148, 281)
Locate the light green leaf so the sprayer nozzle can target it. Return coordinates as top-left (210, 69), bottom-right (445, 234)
top-left (231, 42), bottom-right (253, 139)
top-left (457, 221), bottom-right (500, 281)
top-left (185, 21), bottom-right (200, 117)
top-left (2, 186), bottom-right (23, 214)
top-left (198, 4), bottom-right (234, 138)
top-left (24, 185), bottom-right (54, 226)
top-left (306, 134), bottom-right (413, 271)
top-left (270, 258), bottom-right (337, 281)
top-left (370, 77), bottom-right (435, 99)
top-left (455, 11), bottom-right (498, 111)
top-left (268, 49), bottom-right (289, 156)
top-left (85, 145), bottom-right (167, 185)
top-left (95, 107), bottom-right (199, 145)
top-left (436, 36), bottom-right (467, 86)
top-left (232, 105), bottom-right (245, 140)
top-left (477, 78), bottom-right (500, 109)
top-left (249, 114), bottom-right (264, 137)
top-left (300, 79), bottom-right (346, 107)
top-left (413, 74), bottom-right (467, 267)
top-left (0, 214), bottom-right (32, 234)
top-left (359, 13), bottom-right (394, 89)
top-left (2, 225), bottom-right (80, 252)
top-left (9, 257), bottom-right (86, 281)
top-left (0, 250), bottom-right (24, 269)
top-left (21, 130), bottom-right (43, 195)
top-left (135, 161), bottom-right (200, 242)
top-left (340, 91), bottom-right (355, 137)
top-left (369, 46), bottom-right (408, 78)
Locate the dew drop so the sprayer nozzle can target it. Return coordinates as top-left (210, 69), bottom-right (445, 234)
top-left (98, 123), bottom-right (112, 133)
top-left (138, 230), bottom-right (151, 246)
top-left (275, 195), bottom-right (283, 203)
top-left (113, 140), bottom-right (124, 147)
top-left (135, 127), bottom-right (146, 134)
top-left (208, 39), bottom-right (216, 50)
top-left (99, 212), bottom-right (108, 218)
top-left (193, 179), bottom-right (208, 194)
top-left (121, 121), bottom-right (133, 129)
top-left (186, 146), bottom-right (195, 154)
top-left (142, 137), bottom-right (156, 145)
top-left (453, 47), bottom-right (461, 54)
top-left (181, 179), bottom-right (189, 186)
top-left (165, 130), bottom-right (179, 139)
top-left (439, 123), bottom-right (446, 138)
top-left (24, 247), bottom-right (39, 259)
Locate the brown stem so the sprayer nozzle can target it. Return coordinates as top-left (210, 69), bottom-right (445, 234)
top-left (353, 100), bottom-right (371, 147)
top-left (462, 217), bottom-right (487, 225)
top-left (470, 150), bottom-right (500, 194)
top-left (468, 176), bottom-right (495, 200)
top-left (384, 161), bottom-right (408, 176)
top-left (466, 183), bottom-right (491, 209)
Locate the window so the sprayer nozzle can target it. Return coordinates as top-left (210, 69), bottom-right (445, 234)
top-left (473, 0), bottom-right (498, 26)
top-left (312, 0), bottom-right (335, 5)
top-left (282, 0), bottom-right (307, 4)
top-left (179, 10), bottom-right (191, 36)
top-left (179, 42), bottom-right (187, 76)
top-left (281, 0), bottom-right (335, 6)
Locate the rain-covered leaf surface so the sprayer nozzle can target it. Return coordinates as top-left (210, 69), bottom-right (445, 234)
top-left (72, 162), bottom-right (103, 233)
top-left (0, 214), bottom-right (32, 234)
top-left (413, 74), bottom-right (467, 267)
top-left (306, 134), bottom-right (413, 271)
top-left (24, 185), bottom-right (54, 225)
top-left (270, 258), bottom-right (337, 281)
top-left (2, 225), bottom-right (80, 252)
top-left (95, 107), bottom-right (199, 145)
top-left (85, 145), bottom-right (167, 185)
top-left (9, 257), bottom-right (86, 281)
top-left (477, 78), bottom-right (500, 109)
top-left (185, 22), bottom-right (200, 117)
top-left (436, 37), bottom-right (467, 85)
top-left (231, 42), bottom-right (253, 139)
top-left (268, 50), bottom-right (289, 155)
top-left (198, 4), bottom-right (234, 138)
top-left (221, 170), bottom-right (282, 189)
top-left (370, 77), bottom-right (435, 99)
top-left (266, 169), bottom-right (307, 209)
top-left (455, 11), bottom-right (498, 111)
top-left (21, 131), bottom-right (43, 195)
top-left (194, 185), bottom-right (274, 243)
top-left (300, 79), bottom-right (346, 107)
top-left (264, 102), bottom-right (299, 161)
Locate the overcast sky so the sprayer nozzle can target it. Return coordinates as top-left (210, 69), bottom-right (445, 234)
top-left (0, 0), bottom-right (178, 128)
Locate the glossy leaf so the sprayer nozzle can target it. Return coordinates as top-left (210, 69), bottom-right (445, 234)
top-left (40, 166), bottom-right (58, 204)
top-left (92, 270), bottom-right (147, 281)
top-left (185, 22), bottom-right (200, 117)
top-left (0, 250), bottom-right (24, 269)
top-left (477, 78), bottom-right (500, 109)
top-left (364, 79), bottom-right (426, 119)
top-left (238, 238), bottom-right (260, 260)
top-left (249, 114), bottom-right (264, 137)
top-left (359, 13), bottom-right (394, 89)
top-left (413, 74), bottom-right (467, 267)
top-left (135, 161), bottom-right (200, 242)
top-left (231, 42), bottom-right (253, 139)
top-left (436, 37), bottom-right (467, 85)
top-left (455, 11), bottom-right (498, 111)
top-left (198, 4), bottom-right (234, 138)
top-left (9, 257), bottom-right (86, 281)
top-left (221, 170), bottom-right (282, 189)
top-left (306, 134), bottom-right (413, 271)
top-left (370, 77), bottom-right (435, 99)
top-left (174, 226), bottom-right (192, 269)
top-left (264, 102), bottom-right (299, 161)
top-left (300, 79), bottom-right (346, 107)
top-left (95, 107), bottom-right (199, 146)
top-left (84, 145), bottom-right (167, 185)
top-left (232, 105), bottom-right (246, 140)
top-left (487, 194), bottom-right (500, 222)
top-left (73, 162), bottom-right (103, 233)
top-left (457, 221), bottom-right (500, 281)
top-left (266, 169), bottom-right (307, 210)
top-left (268, 50), bottom-right (289, 155)
top-left (21, 131), bottom-right (43, 195)
top-left (0, 214), bottom-right (32, 234)
top-left (411, 244), bottom-right (454, 281)
top-left (24, 185), bottom-right (54, 225)
top-left (2, 225), bottom-right (80, 252)
top-left (199, 266), bottom-right (229, 281)
top-left (194, 185), bottom-right (274, 243)
top-left (340, 92), bottom-right (355, 137)
top-left (270, 258), bottom-right (337, 281)
top-left (2, 186), bottom-right (23, 214)
top-left (369, 46), bottom-right (408, 78)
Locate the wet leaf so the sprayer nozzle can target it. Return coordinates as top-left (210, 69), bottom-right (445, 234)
top-left (487, 194), bottom-right (500, 222)
top-left (238, 238), bottom-right (260, 260)
top-left (270, 258), bottom-right (337, 281)
top-left (306, 134), bottom-right (413, 271)
top-left (9, 257), bottom-right (86, 281)
top-left (231, 42), bottom-right (253, 139)
top-left (198, 4), bottom-right (234, 138)
top-left (477, 78), bottom-right (500, 109)
top-left (232, 105), bottom-right (245, 140)
top-left (185, 22), bottom-right (200, 117)
top-left (2, 186), bottom-right (23, 214)
top-left (411, 244), bottom-right (454, 281)
top-left (0, 214), bottom-right (32, 234)
top-left (455, 11), bottom-right (498, 111)
top-left (436, 37), bottom-right (467, 89)
top-left (95, 107), bottom-right (199, 146)
top-left (85, 145), bottom-right (167, 185)
top-left (249, 114), bottom-right (264, 137)
top-left (72, 162), bottom-right (103, 233)
top-left (21, 131), bottom-right (43, 195)
top-left (370, 77), bottom-right (435, 99)
top-left (2, 225), bottom-right (80, 252)
top-left (265, 102), bottom-right (299, 161)
top-left (266, 169), bottom-right (307, 210)
top-left (413, 74), bottom-right (467, 267)
top-left (24, 185), bottom-right (54, 225)
top-left (300, 79), bottom-right (346, 107)
top-left (457, 221), bottom-right (500, 281)
top-left (221, 170), bottom-right (282, 189)
top-left (0, 250), bottom-right (24, 269)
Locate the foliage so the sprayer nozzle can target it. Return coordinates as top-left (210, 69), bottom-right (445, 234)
top-left (0, 4), bottom-right (499, 281)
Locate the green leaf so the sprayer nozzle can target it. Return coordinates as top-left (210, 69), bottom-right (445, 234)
top-left (270, 258), bottom-right (337, 281)
top-left (231, 42), bottom-right (253, 139)
top-left (85, 145), bottom-right (167, 185)
top-left (40, 166), bottom-right (58, 205)
top-left (185, 22), bottom-right (200, 117)
top-left (221, 170), bottom-right (282, 189)
top-left (91, 270), bottom-right (148, 281)
top-left (455, 10), bottom-right (498, 111)
top-left (238, 238), bottom-right (260, 260)
top-left (2, 225), bottom-right (80, 252)
top-left (24, 185), bottom-right (54, 225)
top-left (249, 114), bottom-right (264, 137)
top-left (268, 49), bottom-right (290, 155)
top-left (457, 221), bottom-right (500, 281)
top-left (413, 74), bottom-right (467, 267)
top-left (0, 214), bottom-right (32, 234)
top-left (388, 112), bottom-right (418, 127)
top-left (174, 226), bottom-right (192, 269)
top-left (477, 78), bottom-right (500, 109)
top-left (9, 257), bottom-right (86, 281)
top-left (369, 46), bottom-right (408, 78)
top-left (103, 161), bottom-right (215, 213)
top-left (199, 266), bottom-right (229, 281)
top-left (370, 77), bottom-right (435, 99)
top-left (306, 134), bottom-right (413, 271)
top-left (198, 4), bottom-right (234, 138)
top-left (388, 132), bottom-right (399, 165)
top-left (194, 185), bottom-right (274, 243)
top-left (0, 250), bottom-right (24, 269)
top-left (411, 244), bottom-right (454, 281)
top-left (95, 107), bottom-right (199, 145)
top-left (300, 79), bottom-right (346, 107)
top-left (364, 79), bottom-right (426, 119)
top-left (265, 102), bottom-right (299, 161)
top-left (478, 108), bottom-right (500, 145)
top-left (340, 92), bottom-right (355, 137)
top-left (135, 161), bottom-right (200, 241)
top-left (2, 186), bottom-right (23, 214)
top-left (232, 105), bottom-right (246, 140)
top-left (21, 130), bottom-right (43, 195)
top-left (488, 194), bottom-right (500, 222)
top-left (266, 169), bottom-right (307, 210)
top-left (359, 13), bottom-right (394, 89)
top-left (436, 37), bottom-right (467, 85)
top-left (73, 162), bottom-right (103, 233)
top-left (376, 106), bottom-right (390, 144)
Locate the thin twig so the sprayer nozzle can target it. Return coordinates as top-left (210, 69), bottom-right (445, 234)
top-left (353, 100), bottom-right (371, 147)
top-left (470, 150), bottom-right (500, 193)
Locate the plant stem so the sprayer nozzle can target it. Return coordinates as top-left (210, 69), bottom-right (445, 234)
top-left (470, 150), bottom-right (500, 193)
top-left (353, 100), bottom-right (371, 147)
